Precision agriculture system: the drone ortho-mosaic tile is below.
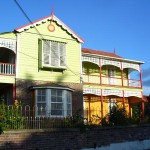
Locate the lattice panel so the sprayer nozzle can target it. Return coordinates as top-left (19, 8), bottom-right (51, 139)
top-left (82, 56), bottom-right (99, 65)
top-left (122, 62), bottom-right (140, 71)
top-left (0, 38), bottom-right (16, 53)
top-left (83, 88), bottom-right (101, 96)
top-left (102, 89), bottom-right (123, 97)
top-left (101, 59), bottom-right (121, 68)
top-left (124, 91), bottom-right (142, 98)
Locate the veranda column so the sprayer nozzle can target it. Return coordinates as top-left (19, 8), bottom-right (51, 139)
top-left (122, 90), bottom-right (125, 108)
top-left (12, 83), bottom-right (16, 103)
top-left (141, 97), bottom-right (145, 119)
top-left (101, 89), bottom-right (103, 118)
top-left (121, 62), bottom-right (125, 108)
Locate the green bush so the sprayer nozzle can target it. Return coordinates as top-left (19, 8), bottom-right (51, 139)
top-left (107, 105), bottom-right (131, 126)
top-left (0, 103), bottom-right (24, 130)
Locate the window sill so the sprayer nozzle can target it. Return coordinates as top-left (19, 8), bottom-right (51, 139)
top-left (41, 65), bottom-right (67, 72)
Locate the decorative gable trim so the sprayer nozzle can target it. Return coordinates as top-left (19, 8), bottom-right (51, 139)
top-left (15, 14), bottom-right (84, 43)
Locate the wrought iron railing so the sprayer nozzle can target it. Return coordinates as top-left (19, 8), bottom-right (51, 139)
top-left (0, 105), bottom-right (103, 130)
top-left (82, 74), bottom-right (142, 88)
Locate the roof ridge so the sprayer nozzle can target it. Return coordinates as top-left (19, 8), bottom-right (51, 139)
top-left (15, 14), bottom-right (84, 43)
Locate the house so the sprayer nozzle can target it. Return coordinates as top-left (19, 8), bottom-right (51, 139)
top-left (0, 13), bottom-right (145, 120)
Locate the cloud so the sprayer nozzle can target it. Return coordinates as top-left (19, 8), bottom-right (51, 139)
top-left (143, 79), bottom-right (150, 87)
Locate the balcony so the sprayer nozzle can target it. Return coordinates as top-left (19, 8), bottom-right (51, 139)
top-left (0, 63), bottom-right (15, 75)
top-left (82, 74), bottom-right (141, 88)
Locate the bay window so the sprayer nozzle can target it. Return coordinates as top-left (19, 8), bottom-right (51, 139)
top-left (35, 87), bottom-right (72, 117)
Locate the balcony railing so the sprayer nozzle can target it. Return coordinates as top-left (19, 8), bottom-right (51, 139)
top-left (82, 74), bottom-right (142, 88)
top-left (0, 63), bottom-right (15, 75)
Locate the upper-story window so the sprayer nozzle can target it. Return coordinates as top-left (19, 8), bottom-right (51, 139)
top-left (107, 67), bottom-right (116, 85)
top-left (40, 39), bottom-right (66, 69)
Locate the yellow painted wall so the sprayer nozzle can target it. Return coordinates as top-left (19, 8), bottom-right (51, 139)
top-left (0, 32), bottom-right (16, 39)
top-left (84, 96), bottom-right (130, 124)
top-left (17, 21), bottom-right (81, 83)
top-left (0, 75), bottom-right (15, 83)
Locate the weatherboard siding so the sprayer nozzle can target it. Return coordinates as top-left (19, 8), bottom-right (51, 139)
top-left (0, 75), bottom-right (15, 83)
top-left (17, 21), bottom-right (81, 83)
top-left (0, 32), bottom-right (16, 39)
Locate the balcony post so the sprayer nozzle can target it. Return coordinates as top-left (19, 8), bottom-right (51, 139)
top-left (121, 61), bottom-right (124, 86)
top-left (101, 89), bottom-right (103, 118)
top-left (13, 83), bottom-right (16, 103)
top-left (122, 90), bottom-right (125, 108)
top-left (139, 65), bottom-right (143, 88)
top-left (99, 58), bottom-right (102, 85)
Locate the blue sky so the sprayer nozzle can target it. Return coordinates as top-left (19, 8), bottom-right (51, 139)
top-left (1, 0), bottom-right (150, 95)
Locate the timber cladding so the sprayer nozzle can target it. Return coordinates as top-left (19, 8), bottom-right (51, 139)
top-left (0, 125), bottom-right (150, 149)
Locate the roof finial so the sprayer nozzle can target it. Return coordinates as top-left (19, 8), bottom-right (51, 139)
top-left (114, 48), bottom-right (116, 54)
top-left (51, 7), bottom-right (54, 20)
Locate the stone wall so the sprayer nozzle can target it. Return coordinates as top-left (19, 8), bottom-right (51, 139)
top-left (0, 125), bottom-right (150, 150)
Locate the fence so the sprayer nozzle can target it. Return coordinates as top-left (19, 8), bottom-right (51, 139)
top-left (0, 105), bottom-right (103, 130)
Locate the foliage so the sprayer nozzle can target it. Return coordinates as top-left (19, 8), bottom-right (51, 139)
top-left (144, 101), bottom-right (150, 123)
top-left (131, 103), bottom-right (143, 124)
top-left (108, 105), bottom-right (130, 126)
top-left (101, 105), bottom-right (132, 126)
top-left (0, 100), bottom-right (24, 130)
top-left (64, 109), bottom-right (85, 129)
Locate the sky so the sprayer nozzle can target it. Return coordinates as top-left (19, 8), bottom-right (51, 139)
top-left (1, 0), bottom-right (150, 95)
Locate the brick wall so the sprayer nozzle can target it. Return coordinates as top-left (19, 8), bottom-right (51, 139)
top-left (16, 79), bottom-right (83, 112)
top-left (0, 125), bottom-right (150, 150)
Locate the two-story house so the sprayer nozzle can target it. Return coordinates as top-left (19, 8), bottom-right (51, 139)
top-left (0, 13), bottom-right (145, 120)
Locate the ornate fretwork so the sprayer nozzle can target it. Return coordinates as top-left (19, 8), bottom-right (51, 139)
top-left (101, 59), bottom-right (121, 68)
top-left (82, 56), bottom-right (99, 66)
top-left (83, 88), bottom-right (101, 96)
top-left (122, 62), bottom-right (140, 71)
top-left (0, 38), bottom-right (16, 53)
top-left (124, 90), bottom-right (142, 98)
top-left (102, 89), bottom-right (123, 97)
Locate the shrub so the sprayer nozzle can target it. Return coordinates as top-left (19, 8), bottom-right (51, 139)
top-left (0, 101), bottom-right (24, 130)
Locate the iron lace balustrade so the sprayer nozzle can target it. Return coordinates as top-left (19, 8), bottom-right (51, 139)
top-left (82, 74), bottom-right (142, 88)
top-left (0, 63), bottom-right (15, 75)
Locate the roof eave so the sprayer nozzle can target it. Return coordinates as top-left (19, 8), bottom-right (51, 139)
top-left (82, 52), bottom-right (144, 64)
top-left (15, 14), bottom-right (84, 43)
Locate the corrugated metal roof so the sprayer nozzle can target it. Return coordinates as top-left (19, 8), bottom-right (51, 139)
top-left (82, 48), bottom-right (122, 58)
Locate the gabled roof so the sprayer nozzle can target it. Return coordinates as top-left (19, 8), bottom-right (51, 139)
top-left (82, 48), bottom-right (122, 58)
top-left (15, 14), bottom-right (84, 43)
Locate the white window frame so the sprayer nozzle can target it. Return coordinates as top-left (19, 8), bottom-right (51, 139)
top-left (108, 98), bottom-right (116, 113)
top-left (35, 87), bottom-right (72, 117)
top-left (42, 40), bottom-right (66, 69)
top-left (107, 67), bottom-right (116, 85)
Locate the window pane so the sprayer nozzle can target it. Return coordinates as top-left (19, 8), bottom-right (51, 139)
top-left (51, 89), bottom-right (56, 96)
top-left (51, 96), bottom-right (56, 102)
top-left (51, 41), bottom-right (59, 66)
top-left (57, 97), bottom-right (62, 102)
top-left (59, 43), bottom-right (66, 66)
top-left (67, 92), bottom-right (71, 103)
top-left (37, 103), bottom-right (46, 116)
top-left (57, 90), bottom-right (62, 96)
top-left (51, 103), bottom-right (63, 116)
top-left (37, 89), bottom-right (46, 102)
top-left (51, 103), bottom-right (63, 109)
top-left (51, 110), bottom-right (63, 116)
